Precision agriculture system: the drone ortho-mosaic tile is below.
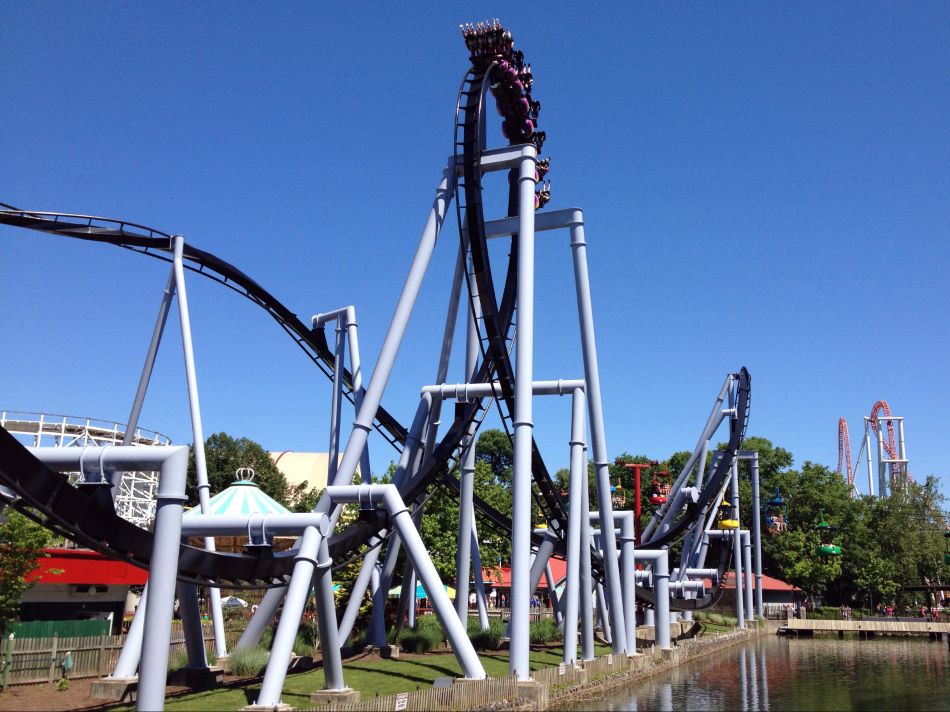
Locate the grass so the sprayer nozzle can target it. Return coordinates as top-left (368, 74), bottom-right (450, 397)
top-left (108, 645), bottom-right (612, 711)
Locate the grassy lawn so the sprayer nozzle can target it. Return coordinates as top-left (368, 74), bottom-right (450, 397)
top-left (697, 622), bottom-right (735, 635)
top-left (111, 645), bottom-right (612, 711)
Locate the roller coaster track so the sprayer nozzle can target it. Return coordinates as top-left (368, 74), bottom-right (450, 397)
top-left (450, 26), bottom-right (750, 611)
top-left (869, 399), bottom-right (904, 486)
top-left (0, 202), bottom-right (407, 450)
top-left (838, 417), bottom-right (854, 488)
top-left (0, 25), bottom-right (749, 603)
top-left (0, 203), bottom-right (519, 586)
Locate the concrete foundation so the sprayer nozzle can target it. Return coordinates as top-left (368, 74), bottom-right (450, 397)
top-left (515, 680), bottom-right (548, 709)
top-left (310, 688), bottom-right (361, 705)
top-left (167, 666), bottom-right (224, 690)
top-left (89, 676), bottom-right (137, 702)
top-left (288, 655), bottom-right (315, 672)
top-left (239, 704), bottom-right (295, 712)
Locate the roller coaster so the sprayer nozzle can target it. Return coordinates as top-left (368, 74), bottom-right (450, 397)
top-left (838, 399), bottom-right (910, 498)
top-left (0, 21), bottom-right (759, 710)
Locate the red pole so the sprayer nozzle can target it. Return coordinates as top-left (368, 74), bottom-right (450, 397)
top-left (622, 463), bottom-right (651, 545)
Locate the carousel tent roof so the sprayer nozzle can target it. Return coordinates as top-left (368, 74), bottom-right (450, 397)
top-left (184, 479), bottom-right (291, 517)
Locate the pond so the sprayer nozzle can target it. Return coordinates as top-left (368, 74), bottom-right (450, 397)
top-left (562, 634), bottom-right (950, 711)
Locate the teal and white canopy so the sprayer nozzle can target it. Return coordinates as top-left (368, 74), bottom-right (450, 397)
top-left (184, 478), bottom-right (291, 517)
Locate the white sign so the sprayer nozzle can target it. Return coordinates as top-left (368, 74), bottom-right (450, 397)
top-left (558, 662), bottom-right (566, 676)
top-left (395, 692), bottom-right (409, 711)
top-left (607, 653), bottom-right (613, 665)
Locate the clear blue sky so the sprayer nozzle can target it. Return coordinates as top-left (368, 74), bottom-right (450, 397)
top-left (2, 3), bottom-right (948, 496)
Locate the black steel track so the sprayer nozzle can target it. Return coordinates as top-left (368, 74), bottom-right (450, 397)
top-left (0, 28), bottom-right (750, 603)
top-left (451, 29), bottom-right (752, 613)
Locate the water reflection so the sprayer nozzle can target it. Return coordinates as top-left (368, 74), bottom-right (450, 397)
top-left (558, 635), bottom-right (950, 711)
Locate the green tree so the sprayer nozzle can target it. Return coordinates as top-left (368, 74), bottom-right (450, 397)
top-left (186, 432), bottom-right (291, 506)
top-left (474, 429), bottom-right (512, 486)
top-left (0, 510), bottom-right (52, 635)
top-left (419, 460), bottom-right (511, 578)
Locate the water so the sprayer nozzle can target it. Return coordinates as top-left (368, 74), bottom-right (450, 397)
top-left (564, 636), bottom-right (950, 711)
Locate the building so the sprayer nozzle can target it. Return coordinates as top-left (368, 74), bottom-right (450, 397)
top-left (269, 450), bottom-right (344, 493)
top-left (22, 548), bottom-right (147, 634)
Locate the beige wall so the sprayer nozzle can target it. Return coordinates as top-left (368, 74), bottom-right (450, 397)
top-left (269, 451), bottom-right (356, 492)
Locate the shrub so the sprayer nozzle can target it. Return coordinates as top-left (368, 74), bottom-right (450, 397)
top-left (260, 626), bottom-right (275, 650)
top-left (299, 620), bottom-right (320, 647)
top-left (396, 615), bottom-right (446, 653)
top-left (229, 646), bottom-right (270, 676)
top-left (168, 649), bottom-right (190, 672)
top-left (468, 618), bottom-right (505, 651)
top-left (414, 615), bottom-right (445, 640)
top-left (293, 633), bottom-right (312, 657)
top-left (529, 618), bottom-right (561, 645)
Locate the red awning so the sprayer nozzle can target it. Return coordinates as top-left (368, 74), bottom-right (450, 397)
top-left (27, 548), bottom-right (148, 586)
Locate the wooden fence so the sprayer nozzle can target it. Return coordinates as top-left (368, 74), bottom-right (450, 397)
top-left (324, 676), bottom-right (524, 712)
top-left (0, 623), bottom-right (221, 686)
top-left (317, 655), bottom-right (624, 712)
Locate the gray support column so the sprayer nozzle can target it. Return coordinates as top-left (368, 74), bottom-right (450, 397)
top-left (470, 517), bottom-right (490, 630)
top-left (326, 317), bottom-right (347, 489)
top-left (244, 165), bottom-right (454, 653)
top-left (509, 145), bottom-right (538, 680)
top-left (326, 167), bottom-right (454, 514)
top-left (455, 429), bottom-right (476, 625)
top-left (111, 585), bottom-right (147, 678)
top-left (730, 462), bottom-right (745, 628)
top-left (404, 569), bottom-right (417, 628)
top-left (595, 582), bottom-right (612, 644)
top-left (543, 563), bottom-right (562, 625)
top-left (579, 477), bottom-right (595, 661)
top-left (352, 396), bottom-right (433, 644)
top-left (563, 387), bottom-right (585, 665)
top-left (314, 537), bottom-right (345, 690)
top-left (455, 297), bottom-right (481, 625)
top-left (751, 453), bottom-right (764, 617)
top-left (742, 530), bottom-right (754, 623)
top-left (171, 235), bottom-right (227, 660)
top-left (644, 377), bottom-right (731, 542)
top-left (176, 582), bottom-right (208, 670)
top-left (636, 550), bottom-right (670, 650)
top-left (256, 525), bottom-right (324, 707)
top-left (324, 486), bottom-right (484, 678)
top-left (344, 310), bottom-right (373, 485)
top-left (618, 513), bottom-right (638, 655)
top-left (235, 586), bottom-right (282, 651)
top-left (569, 215), bottom-right (627, 654)
top-left (422, 243), bottom-right (467, 462)
top-left (337, 533), bottom-right (385, 644)
top-left (136, 449), bottom-right (189, 712)
top-left (528, 530), bottom-right (558, 595)
top-left (115, 269), bottom-right (175, 500)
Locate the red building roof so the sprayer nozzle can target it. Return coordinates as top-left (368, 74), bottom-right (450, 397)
top-left (27, 548), bottom-right (148, 586)
top-left (707, 572), bottom-right (799, 591)
top-left (483, 560), bottom-right (798, 594)
top-left (483, 558), bottom-right (567, 588)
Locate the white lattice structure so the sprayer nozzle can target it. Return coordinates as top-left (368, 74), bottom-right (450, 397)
top-left (0, 410), bottom-right (171, 528)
